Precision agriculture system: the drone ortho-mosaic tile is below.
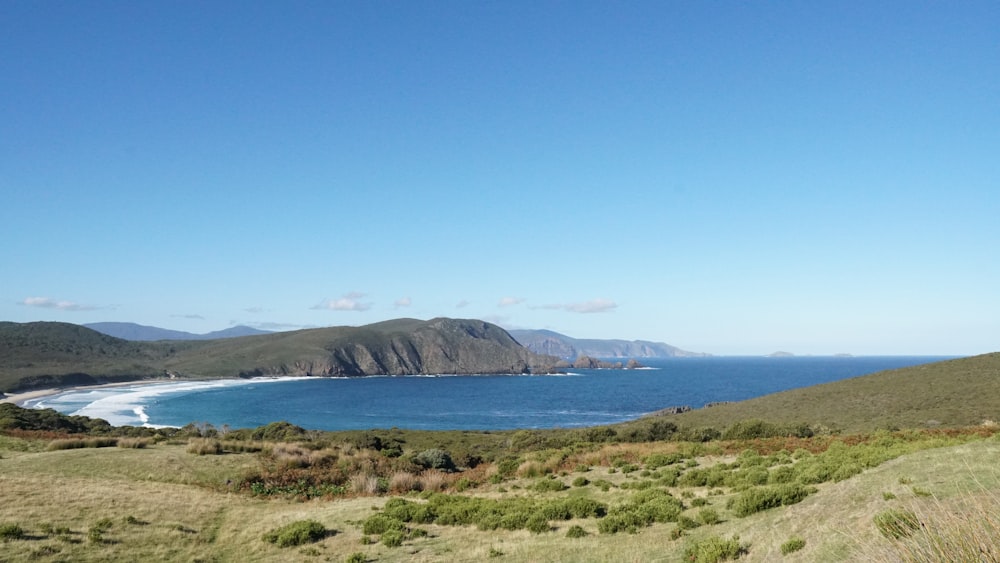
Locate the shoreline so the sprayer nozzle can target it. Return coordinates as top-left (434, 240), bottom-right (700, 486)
top-left (0, 379), bottom-right (178, 408)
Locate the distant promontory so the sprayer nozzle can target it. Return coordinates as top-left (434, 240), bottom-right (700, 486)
top-left (508, 329), bottom-right (707, 360)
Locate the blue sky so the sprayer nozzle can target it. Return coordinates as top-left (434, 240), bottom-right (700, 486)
top-left (2, 1), bottom-right (998, 356)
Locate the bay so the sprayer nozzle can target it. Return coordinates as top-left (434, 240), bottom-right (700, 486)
top-left (27, 356), bottom-right (951, 430)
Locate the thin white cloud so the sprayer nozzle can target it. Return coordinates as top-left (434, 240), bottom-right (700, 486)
top-left (394, 297), bottom-right (412, 308)
top-left (566, 299), bottom-right (618, 313)
top-left (244, 307), bottom-right (265, 314)
top-left (481, 315), bottom-right (509, 326)
top-left (247, 321), bottom-right (314, 331)
top-left (19, 296), bottom-right (102, 311)
top-left (532, 298), bottom-right (618, 314)
top-left (312, 292), bottom-right (373, 312)
top-left (456, 299), bottom-right (470, 309)
top-left (498, 296), bottom-right (525, 307)
top-left (171, 313), bottom-right (205, 320)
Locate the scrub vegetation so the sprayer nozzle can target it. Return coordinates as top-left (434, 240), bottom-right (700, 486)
top-left (2, 354), bottom-right (1000, 561)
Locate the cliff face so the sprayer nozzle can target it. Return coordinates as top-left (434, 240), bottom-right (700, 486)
top-left (240, 319), bottom-right (548, 377)
top-left (1, 318), bottom-right (558, 390)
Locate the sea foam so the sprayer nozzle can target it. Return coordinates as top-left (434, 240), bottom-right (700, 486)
top-left (29, 377), bottom-right (311, 428)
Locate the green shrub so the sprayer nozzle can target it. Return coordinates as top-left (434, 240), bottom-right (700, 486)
top-left (381, 529), bottom-right (405, 547)
top-left (572, 476), bottom-right (590, 487)
top-left (596, 511), bottom-right (644, 534)
top-left (361, 514), bottom-right (405, 535)
top-left (496, 457), bottom-right (521, 477)
top-left (677, 515), bottom-right (701, 530)
top-left (345, 553), bottom-right (367, 563)
top-left (413, 448), bottom-right (455, 472)
top-left (526, 513), bottom-right (550, 534)
top-left (781, 536), bottom-right (806, 554)
top-left (566, 525), bottom-right (588, 538)
top-left (0, 523), bottom-right (25, 541)
top-left (533, 477), bottom-right (567, 492)
top-left (874, 508), bottom-right (920, 539)
top-left (262, 520), bottom-right (328, 547)
top-left (560, 496), bottom-right (607, 518)
top-left (882, 491), bottom-right (897, 500)
top-left (723, 419), bottom-right (784, 440)
top-left (683, 535), bottom-right (746, 563)
top-left (730, 484), bottom-right (810, 517)
top-left (644, 452), bottom-right (682, 469)
top-left (598, 489), bottom-right (683, 534)
top-left (698, 508), bottom-right (721, 525)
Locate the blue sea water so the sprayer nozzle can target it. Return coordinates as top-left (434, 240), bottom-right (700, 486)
top-left (25, 356), bottom-right (952, 431)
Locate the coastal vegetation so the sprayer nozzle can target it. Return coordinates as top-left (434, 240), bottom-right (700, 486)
top-left (1, 353), bottom-right (999, 560)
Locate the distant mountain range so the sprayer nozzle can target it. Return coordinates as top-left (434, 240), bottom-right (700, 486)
top-left (83, 322), bottom-right (707, 359)
top-left (508, 329), bottom-right (708, 359)
top-left (84, 322), bottom-right (271, 341)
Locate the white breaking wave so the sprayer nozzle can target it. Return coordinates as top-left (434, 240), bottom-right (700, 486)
top-left (31, 377), bottom-right (313, 428)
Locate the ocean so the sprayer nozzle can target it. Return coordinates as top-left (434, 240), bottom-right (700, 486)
top-left (24, 356), bottom-right (952, 431)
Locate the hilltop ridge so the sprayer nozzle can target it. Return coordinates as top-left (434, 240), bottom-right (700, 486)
top-left (83, 322), bottom-right (271, 341)
top-left (0, 318), bottom-right (557, 392)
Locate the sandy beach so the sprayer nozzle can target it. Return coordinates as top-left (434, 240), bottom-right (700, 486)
top-left (0, 379), bottom-right (172, 408)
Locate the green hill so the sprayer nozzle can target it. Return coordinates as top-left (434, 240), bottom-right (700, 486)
top-left (0, 318), bottom-right (556, 392)
top-left (658, 352), bottom-right (1000, 433)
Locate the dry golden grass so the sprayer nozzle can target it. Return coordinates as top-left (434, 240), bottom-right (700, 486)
top-left (388, 470), bottom-right (422, 493)
top-left (2, 434), bottom-right (999, 562)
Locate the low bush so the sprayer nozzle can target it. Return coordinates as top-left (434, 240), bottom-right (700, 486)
top-left (262, 520), bottom-right (328, 547)
top-left (730, 484), bottom-right (811, 517)
top-left (345, 553), bottom-right (366, 563)
top-left (534, 477), bottom-right (567, 492)
top-left (526, 513), bottom-right (550, 534)
top-left (413, 448), bottom-right (456, 472)
top-left (599, 489), bottom-right (684, 534)
top-left (368, 493), bottom-right (607, 534)
top-left (781, 536), bottom-right (806, 554)
top-left (644, 452), bottom-right (682, 469)
top-left (0, 523), bottom-right (25, 541)
top-left (380, 529), bottom-right (405, 547)
top-left (361, 514), bottom-right (406, 536)
top-left (566, 524), bottom-right (588, 538)
top-left (676, 515), bottom-right (701, 530)
top-left (683, 535), bottom-right (746, 563)
top-left (698, 508), bottom-right (721, 525)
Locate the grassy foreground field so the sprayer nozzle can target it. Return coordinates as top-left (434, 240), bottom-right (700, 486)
top-left (2, 428), bottom-right (999, 562)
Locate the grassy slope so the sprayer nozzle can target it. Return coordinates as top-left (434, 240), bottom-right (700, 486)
top-left (661, 353), bottom-right (1000, 433)
top-left (2, 435), bottom-right (998, 562)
